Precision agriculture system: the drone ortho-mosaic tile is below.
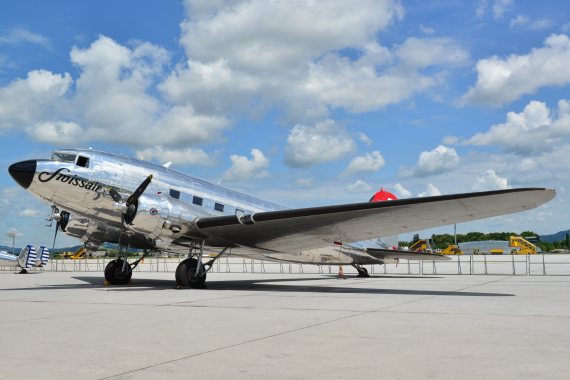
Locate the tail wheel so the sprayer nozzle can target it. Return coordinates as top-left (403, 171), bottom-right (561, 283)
top-left (175, 258), bottom-right (207, 289)
top-left (104, 259), bottom-right (132, 285)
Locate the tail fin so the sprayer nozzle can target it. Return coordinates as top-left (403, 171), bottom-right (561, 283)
top-left (36, 246), bottom-right (50, 267)
top-left (17, 245), bottom-right (37, 269)
top-left (369, 188), bottom-right (398, 202)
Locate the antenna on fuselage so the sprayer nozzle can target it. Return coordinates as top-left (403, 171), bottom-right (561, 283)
top-left (217, 175), bottom-right (224, 185)
top-left (163, 162), bottom-right (172, 169)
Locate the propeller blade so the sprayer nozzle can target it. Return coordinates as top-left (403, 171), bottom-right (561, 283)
top-left (126, 174), bottom-right (153, 206)
top-left (109, 188), bottom-right (123, 203)
top-left (52, 221), bottom-right (59, 251)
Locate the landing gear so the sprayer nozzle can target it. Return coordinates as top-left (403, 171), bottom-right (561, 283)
top-left (175, 240), bottom-right (227, 289)
top-left (175, 258), bottom-right (206, 289)
top-left (104, 259), bottom-right (132, 285)
top-left (352, 264), bottom-right (370, 278)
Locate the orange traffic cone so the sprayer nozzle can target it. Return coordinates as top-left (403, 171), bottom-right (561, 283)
top-left (338, 265), bottom-right (345, 279)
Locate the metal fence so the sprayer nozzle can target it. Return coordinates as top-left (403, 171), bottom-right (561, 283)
top-left (3, 254), bottom-right (570, 276)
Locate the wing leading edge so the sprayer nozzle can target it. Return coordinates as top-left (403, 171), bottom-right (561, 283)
top-left (194, 188), bottom-right (555, 254)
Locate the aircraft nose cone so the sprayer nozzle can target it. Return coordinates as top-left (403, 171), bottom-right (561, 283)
top-left (8, 160), bottom-right (37, 189)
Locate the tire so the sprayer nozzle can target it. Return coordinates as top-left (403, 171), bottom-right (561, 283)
top-left (104, 259), bottom-right (132, 285)
top-left (175, 258), bottom-right (206, 289)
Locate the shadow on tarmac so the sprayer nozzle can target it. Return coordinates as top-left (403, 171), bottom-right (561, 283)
top-left (0, 274), bottom-right (514, 297)
top-left (0, 276), bottom-right (514, 297)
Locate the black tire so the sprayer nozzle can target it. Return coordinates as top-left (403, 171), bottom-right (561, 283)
top-left (175, 258), bottom-right (206, 289)
top-left (104, 259), bottom-right (132, 285)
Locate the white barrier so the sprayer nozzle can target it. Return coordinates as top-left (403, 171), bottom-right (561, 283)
top-left (2, 254), bottom-right (570, 275)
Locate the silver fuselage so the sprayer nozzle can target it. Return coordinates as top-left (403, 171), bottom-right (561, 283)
top-left (12, 149), bottom-right (391, 265)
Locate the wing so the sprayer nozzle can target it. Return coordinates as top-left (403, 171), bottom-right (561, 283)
top-left (194, 188), bottom-right (555, 254)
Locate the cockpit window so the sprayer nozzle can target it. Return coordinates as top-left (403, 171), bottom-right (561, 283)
top-left (51, 152), bottom-right (77, 163)
top-left (76, 156), bottom-right (89, 168)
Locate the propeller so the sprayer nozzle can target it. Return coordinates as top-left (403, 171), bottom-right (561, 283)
top-left (110, 174), bottom-right (153, 224)
top-left (50, 208), bottom-right (69, 251)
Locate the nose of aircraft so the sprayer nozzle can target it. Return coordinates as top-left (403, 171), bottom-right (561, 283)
top-left (8, 160), bottom-right (37, 189)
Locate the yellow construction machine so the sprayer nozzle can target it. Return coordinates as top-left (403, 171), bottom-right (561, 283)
top-left (409, 239), bottom-right (434, 253)
top-left (509, 236), bottom-right (538, 254)
top-left (70, 247), bottom-right (87, 260)
top-left (440, 245), bottom-right (463, 255)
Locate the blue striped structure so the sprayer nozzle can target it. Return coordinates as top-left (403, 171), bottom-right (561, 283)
top-left (24, 245), bottom-right (37, 269)
top-left (38, 246), bottom-right (50, 266)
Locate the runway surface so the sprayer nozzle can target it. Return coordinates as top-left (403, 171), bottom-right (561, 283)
top-left (1, 271), bottom-right (569, 379)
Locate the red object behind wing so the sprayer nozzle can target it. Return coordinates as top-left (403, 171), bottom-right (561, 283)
top-left (369, 188), bottom-right (398, 202)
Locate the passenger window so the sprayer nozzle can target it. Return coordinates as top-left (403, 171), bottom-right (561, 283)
top-left (214, 203), bottom-right (224, 212)
top-left (169, 189), bottom-right (181, 199)
top-left (193, 196), bottom-right (203, 206)
top-left (76, 156), bottom-right (89, 168)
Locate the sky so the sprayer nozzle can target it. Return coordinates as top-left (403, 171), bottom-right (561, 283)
top-left (1, 0), bottom-right (570, 249)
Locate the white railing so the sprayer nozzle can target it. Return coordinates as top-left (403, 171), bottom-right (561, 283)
top-left (3, 254), bottom-right (569, 276)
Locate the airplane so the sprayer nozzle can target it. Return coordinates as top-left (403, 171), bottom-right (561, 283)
top-left (8, 148), bottom-right (555, 288)
top-left (0, 245), bottom-right (50, 273)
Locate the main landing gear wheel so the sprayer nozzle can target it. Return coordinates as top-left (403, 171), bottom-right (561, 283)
top-left (175, 258), bottom-right (207, 289)
top-left (353, 264), bottom-right (370, 278)
top-left (104, 259), bottom-right (132, 285)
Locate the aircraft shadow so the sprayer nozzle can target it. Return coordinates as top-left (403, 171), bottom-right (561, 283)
top-left (73, 275), bottom-right (513, 297)
top-left (0, 275), bottom-right (514, 297)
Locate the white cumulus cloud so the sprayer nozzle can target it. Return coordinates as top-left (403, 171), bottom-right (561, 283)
top-left (394, 183), bottom-right (412, 198)
top-left (463, 34), bottom-right (570, 106)
top-left (27, 121), bottom-right (84, 145)
top-left (473, 170), bottom-right (510, 191)
top-left (464, 99), bottom-right (570, 154)
top-left (284, 120), bottom-right (355, 168)
top-left (0, 70), bottom-right (72, 130)
top-left (225, 149), bottom-right (270, 181)
top-left (343, 151), bottom-right (385, 177)
top-left (401, 145), bottom-right (459, 177)
top-left (19, 209), bottom-right (39, 218)
top-left (0, 35), bottom-right (231, 150)
top-left (161, 1), bottom-right (468, 120)
top-left (136, 146), bottom-right (212, 166)
top-left (345, 180), bottom-right (373, 193)
top-left (418, 183), bottom-right (442, 197)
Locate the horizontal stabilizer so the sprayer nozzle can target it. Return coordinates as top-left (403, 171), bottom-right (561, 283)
top-left (366, 248), bottom-right (451, 261)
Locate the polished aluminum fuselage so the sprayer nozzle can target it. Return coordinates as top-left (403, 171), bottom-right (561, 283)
top-left (25, 149), bottom-right (380, 265)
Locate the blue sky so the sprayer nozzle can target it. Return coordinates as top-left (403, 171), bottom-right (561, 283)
top-left (1, 0), bottom-right (570, 248)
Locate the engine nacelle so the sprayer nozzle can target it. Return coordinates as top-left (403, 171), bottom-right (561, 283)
top-left (125, 194), bottom-right (199, 239)
top-left (62, 213), bottom-right (121, 249)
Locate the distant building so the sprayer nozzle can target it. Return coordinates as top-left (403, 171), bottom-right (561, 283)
top-left (459, 240), bottom-right (542, 255)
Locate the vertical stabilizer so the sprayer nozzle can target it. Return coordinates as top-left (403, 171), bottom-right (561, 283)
top-left (37, 246), bottom-right (50, 267)
top-left (17, 245), bottom-right (37, 269)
